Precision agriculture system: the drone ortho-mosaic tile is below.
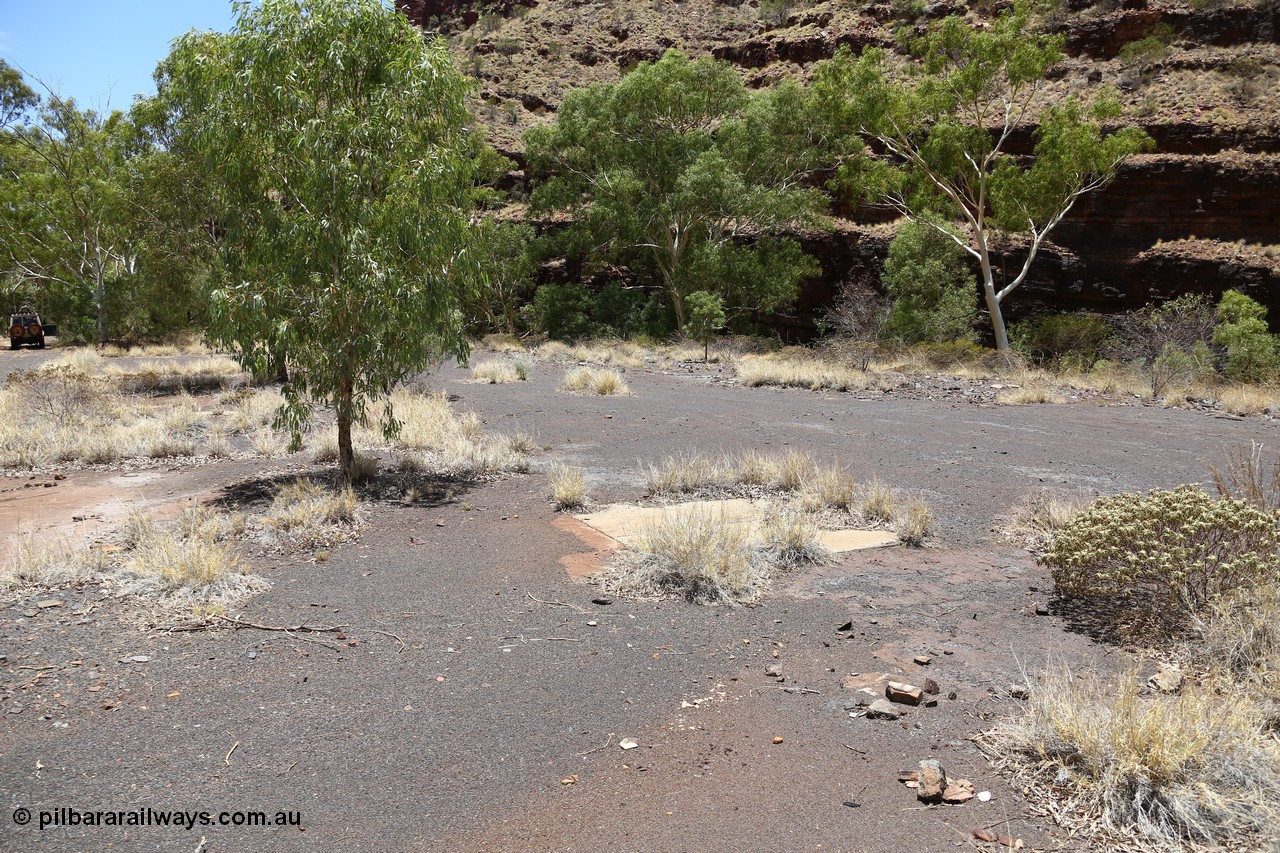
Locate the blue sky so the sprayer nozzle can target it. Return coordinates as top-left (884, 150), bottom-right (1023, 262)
top-left (1, 1), bottom-right (239, 112)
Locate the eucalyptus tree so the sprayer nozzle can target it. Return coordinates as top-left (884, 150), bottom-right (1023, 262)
top-left (0, 76), bottom-right (139, 343)
top-left (813, 2), bottom-right (1153, 351)
top-left (161, 0), bottom-right (479, 481)
top-left (526, 50), bottom-right (828, 330)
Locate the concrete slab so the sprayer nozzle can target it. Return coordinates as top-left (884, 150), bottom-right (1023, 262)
top-left (574, 499), bottom-right (897, 554)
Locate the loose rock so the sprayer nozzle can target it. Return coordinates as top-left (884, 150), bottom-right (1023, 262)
top-left (923, 677), bottom-right (940, 695)
top-left (1034, 603), bottom-right (1050, 616)
top-left (886, 681), bottom-right (923, 706)
top-left (917, 759), bottom-right (947, 803)
top-left (1008, 684), bottom-right (1031, 700)
top-left (1149, 663), bottom-right (1184, 694)
top-left (942, 778), bottom-right (976, 803)
top-left (764, 664), bottom-right (783, 678)
top-left (865, 699), bottom-right (901, 720)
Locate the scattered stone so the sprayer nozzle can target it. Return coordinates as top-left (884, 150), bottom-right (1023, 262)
top-left (22, 610), bottom-right (37, 618)
top-left (129, 656), bottom-right (151, 663)
top-left (772, 736), bottom-right (784, 744)
top-left (886, 681), bottom-right (923, 706)
top-left (1034, 603), bottom-right (1050, 616)
top-left (977, 791), bottom-right (992, 802)
top-left (586, 620), bottom-right (598, 627)
top-left (1008, 684), bottom-right (1031, 700)
top-left (247, 650), bottom-right (258, 660)
top-left (923, 677), bottom-right (940, 695)
top-left (764, 664), bottom-right (783, 678)
top-left (837, 621), bottom-right (854, 632)
top-left (865, 699), bottom-right (901, 720)
top-left (913, 655), bottom-right (932, 666)
top-left (917, 759), bottom-right (947, 803)
top-left (1149, 663), bottom-right (1184, 694)
top-left (948, 690), bottom-right (957, 701)
top-left (943, 778), bottom-right (976, 803)
top-left (897, 770), bottom-right (919, 783)
top-left (591, 597), bottom-right (613, 606)
top-left (36, 600), bottom-right (63, 609)
top-left (619, 738), bottom-right (638, 750)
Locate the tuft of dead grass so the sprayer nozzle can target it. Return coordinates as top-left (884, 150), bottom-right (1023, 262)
top-left (757, 504), bottom-right (830, 568)
top-left (1004, 488), bottom-right (1096, 551)
top-left (549, 463), bottom-right (588, 510)
top-left (643, 452), bottom-right (734, 496)
top-left (600, 506), bottom-right (764, 605)
top-left (1, 532), bottom-right (102, 590)
top-left (735, 353), bottom-right (869, 392)
top-left (562, 366), bottom-right (630, 396)
top-left (859, 476), bottom-right (895, 522)
top-left (471, 358), bottom-right (527, 384)
top-left (997, 384), bottom-right (1064, 405)
top-left (260, 480), bottom-right (361, 550)
top-left (894, 498), bottom-right (933, 546)
top-left (1209, 441), bottom-right (1280, 511)
top-left (983, 666), bottom-right (1280, 852)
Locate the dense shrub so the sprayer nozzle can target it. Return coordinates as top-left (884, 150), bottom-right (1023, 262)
top-left (1010, 312), bottom-right (1111, 369)
top-left (530, 284), bottom-right (593, 341)
top-left (591, 282), bottom-right (645, 338)
top-left (1107, 294), bottom-right (1218, 396)
top-left (1214, 290), bottom-right (1280, 383)
top-left (880, 219), bottom-right (977, 345)
top-left (1044, 485), bottom-right (1280, 617)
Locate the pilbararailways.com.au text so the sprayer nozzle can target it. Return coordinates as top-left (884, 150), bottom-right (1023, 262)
top-left (15, 806), bottom-right (301, 831)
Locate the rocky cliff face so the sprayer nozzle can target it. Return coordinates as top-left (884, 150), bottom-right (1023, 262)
top-left (402, 0), bottom-right (1280, 333)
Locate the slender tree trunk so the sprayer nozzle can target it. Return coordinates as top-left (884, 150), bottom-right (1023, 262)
top-left (670, 284), bottom-right (686, 331)
top-left (337, 376), bottom-right (355, 484)
top-left (94, 265), bottom-right (107, 346)
top-left (976, 242), bottom-right (1010, 353)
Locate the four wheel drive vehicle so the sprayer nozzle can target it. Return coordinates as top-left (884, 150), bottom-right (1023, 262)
top-left (9, 309), bottom-right (56, 349)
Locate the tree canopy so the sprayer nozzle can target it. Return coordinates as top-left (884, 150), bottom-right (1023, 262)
top-left (813, 1), bottom-right (1154, 351)
top-left (160, 0), bottom-right (479, 481)
top-left (525, 50), bottom-right (828, 331)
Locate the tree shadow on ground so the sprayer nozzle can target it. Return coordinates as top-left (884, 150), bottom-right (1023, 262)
top-left (1051, 592), bottom-right (1189, 648)
top-left (208, 462), bottom-right (483, 513)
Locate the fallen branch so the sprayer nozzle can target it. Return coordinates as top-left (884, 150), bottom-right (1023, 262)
top-left (578, 735), bottom-right (614, 756)
top-left (224, 740), bottom-right (240, 766)
top-left (369, 629), bottom-right (407, 653)
top-left (214, 615), bottom-right (347, 634)
top-left (526, 592), bottom-right (590, 614)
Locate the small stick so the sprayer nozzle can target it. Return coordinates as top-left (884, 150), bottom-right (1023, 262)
top-left (225, 741), bottom-right (240, 766)
top-left (579, 735), bottom-right (613, 756)
top-left (526, 592), bottom-right (589, 614)
top-left (843, 743), bottom-right (867, 754)
top-left (369, 629), bottom-right (407, 653)
top-left (278, 760), bottom-right (298, 777)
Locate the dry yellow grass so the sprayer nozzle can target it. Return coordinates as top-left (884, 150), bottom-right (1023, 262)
top-left (997, 384), bottom-right (1065, 405)
top-left (735, 354), bottom-right (869, 392)
top-left (601, 506), bottom-right (764, 605)
top-left (984, 666), bottom-right (1280, 852)
top-left (562, 366), bottom-right (631, 396)
top-left (758, 503), bottom-right (830, 568)
top-left (471, 358), bottom-right (528, 384)
top-left (1218, 384), bottom-right (1279, 416)
top-left (1005, 489), bottom-right (1095, 551)
top-left (548, 463), bottom-right (587, 510)
top-left (894, 498), bottom-right (933, 546)
top-left (860, 476), bottom-right (895, 522)
top-left (0, 531), bottom-right (101, 590)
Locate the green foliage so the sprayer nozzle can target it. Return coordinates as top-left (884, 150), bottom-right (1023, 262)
top-left (1107, 294), bottom-right (1218, 396)
top-left (759, 0), bottom-right (792, 26)
top-left (1214, 291), bottom-right (1280, 383)
top-left (161, 0), bottom-right (478, 481)
top-left (1010, 312), bottom-right (1112, 369)
top-left (1044, 485), bottom-right (1280, 619)
top-left (0, 95), bottom-right (145, 344)
top-left (811, 1), bottom-right (1153, 351)
top-left (592, 282), bottom-right (645, 338)
top-left (1117, 36), bottom-right (1169, 69)
top-left (685, 290), bottom-right (726, 362)
top-left (532, 284), bottom-right (593, 342)
top-left (526, 50), bottom-right (827, 330)
top-left (466, 221), bottom-right (538, 336)
top-left (880, 219), bottom-right (976, 345)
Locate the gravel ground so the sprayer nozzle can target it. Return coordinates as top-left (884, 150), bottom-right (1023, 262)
top-left (2, 350), bottom-right (1276, 853)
